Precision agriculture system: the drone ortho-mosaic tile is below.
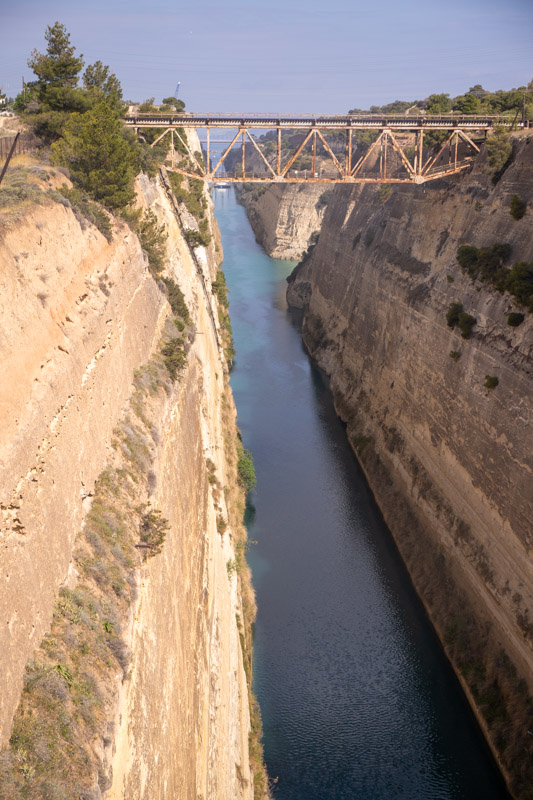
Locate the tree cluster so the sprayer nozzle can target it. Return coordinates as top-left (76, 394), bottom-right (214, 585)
top-left (17, 22), bottom-right (148, 210)
top-left (456, 243), bottom-right (533, 312)
top-left (349, 81), bottom-right (533, 119)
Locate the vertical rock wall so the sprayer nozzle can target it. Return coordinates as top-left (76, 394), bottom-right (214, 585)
top-left (0, 200), bottom-right (164, 746)
top-left (238, 183), bottom-right (326, 260)
top-left (284, 139), bottom-right (533, 795)
top-left (108, 173), bottom-right (254, 799)
top-left (0, 165), bottom-right (257, 799)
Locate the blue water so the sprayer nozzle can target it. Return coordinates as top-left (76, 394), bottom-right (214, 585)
top-left (213, 188), bottom-right (509, 800)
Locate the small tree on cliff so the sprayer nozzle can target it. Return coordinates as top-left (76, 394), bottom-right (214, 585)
top-left (28, 22), bottom-right (84, 95)
top-left (52, 102), bottom-right (138, 209)
top-left (83, 60), bottom-right (123, 112)
top-left (25, 24), bottom-right (125, 141)
top-left (26, 22), bottom-right (90, 139)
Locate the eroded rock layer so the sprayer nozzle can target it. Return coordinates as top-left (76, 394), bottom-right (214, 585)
top-left (238, 183), bottom-right (326, 260)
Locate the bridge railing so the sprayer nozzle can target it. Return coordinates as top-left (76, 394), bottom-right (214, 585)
top-left (124, 113), bottom-right (529, 130)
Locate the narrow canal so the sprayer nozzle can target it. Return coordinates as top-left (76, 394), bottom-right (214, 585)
top-left (213, 188), bottom-right (509, 800)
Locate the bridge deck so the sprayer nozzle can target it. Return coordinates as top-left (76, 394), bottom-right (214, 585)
top-left (124, 113), bottom-right (521, 131)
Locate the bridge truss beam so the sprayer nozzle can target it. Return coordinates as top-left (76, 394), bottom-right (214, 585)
top-left (124, 113), bottom-right (512, 184)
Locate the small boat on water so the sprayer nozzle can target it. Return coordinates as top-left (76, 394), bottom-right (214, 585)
top-left (214, 181), bottom-right (231, 189)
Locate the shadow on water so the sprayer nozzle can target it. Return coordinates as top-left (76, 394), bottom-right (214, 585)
top-left (213, 188), bottom-right (510, 800)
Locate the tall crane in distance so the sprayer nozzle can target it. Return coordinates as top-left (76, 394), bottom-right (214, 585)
top-left (175, 82), bottom-right (181, 98)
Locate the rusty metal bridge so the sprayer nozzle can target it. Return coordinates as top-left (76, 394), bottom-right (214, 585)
top-left (124, 113), bottom-right (522, 185)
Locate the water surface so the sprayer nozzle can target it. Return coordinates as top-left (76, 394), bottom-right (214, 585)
top-left (213, 187), bottom-right (509, 800)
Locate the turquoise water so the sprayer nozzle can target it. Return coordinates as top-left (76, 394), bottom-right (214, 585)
top-left (213, 188), bottom-right (509, 800)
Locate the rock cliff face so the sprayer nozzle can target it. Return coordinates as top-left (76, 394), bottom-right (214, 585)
top-left (0, 194), bottom-right (163, 743)
top-left (279, 140), bottom-right (532, 795)
top-left (0, 163), bottom-right (259, 798)
top-left (238, 183), bottom-right (326, 260)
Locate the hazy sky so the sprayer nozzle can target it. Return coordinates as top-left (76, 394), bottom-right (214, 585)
top-left (2, 0), bottom-right (532, 113)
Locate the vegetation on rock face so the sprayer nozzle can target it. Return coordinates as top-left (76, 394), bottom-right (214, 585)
top-left (446, 302), bottom-right (476, 338)
top-left (138, 506), bottom-right (169, 555)
top-left (484, 375), bottom-right (499, 390)
top-left (378, 184), bottom-right (392, 203)
top-left (237, 445), bottom-right (257, 493)
top-left (456, 244), bottom-right (533, 312)
top-left (316, 190), bottom-right (333, 209)
top-left (0, 167), bottom-right (52, 218)
top-left (507, 312), bottom-right (525, 327)
top-left (211, 269), bottom-right (235, 367)
top-left (485, 127), bottom-right (513, 181)
top-left (510, 194), bottom-right (526, 221)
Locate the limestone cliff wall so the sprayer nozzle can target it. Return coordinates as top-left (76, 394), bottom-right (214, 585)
top-left (0, 197), bottom-right (164, 743)
top-left (108, 172), bottom-right (255, 800)
top-left (0, 163), bottom-right (258, 798)
top-left (238, 183), bottom-right (326, 260)
top-left (285, 139), bottom-right (533, 795)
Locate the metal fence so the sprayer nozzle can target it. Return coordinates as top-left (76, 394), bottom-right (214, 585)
top-left (0, 133), bottom-right (38, 162)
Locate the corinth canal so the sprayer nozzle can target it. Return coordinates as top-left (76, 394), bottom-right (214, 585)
top-left (213, 187), bottom-right (509, 800)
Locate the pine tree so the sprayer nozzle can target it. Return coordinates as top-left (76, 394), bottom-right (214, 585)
top-left (52, 102), bottom-right (138, 209)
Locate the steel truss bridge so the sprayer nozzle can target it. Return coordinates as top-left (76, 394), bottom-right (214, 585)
top-left (124, 113), bottom-right (522, 185)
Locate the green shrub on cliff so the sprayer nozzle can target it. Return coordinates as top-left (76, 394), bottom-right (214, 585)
top-left (507, 312), bottom-right (525, 327)
top-left (456, 242), bottom-right (511, 287)
top-left (446, 302), bottom-right (476, 338)
top-left (446, 302), bottom-right (464, 328)
top-left (185, 222), bottom-right (211, 249)
top-left (137, 210), bottom-right (168, 274)
top-left (378, 184), bottom-right (392, 203)
top-left (458, 312), bottom-right (476, 338)
top-left (456, 245), bottom-right (479, 274)
top-left (162, 277), bottom-right (191, 323)
top-left (237, 447), bottom-right (257, 493)
top-left (505, 262), bottom-right (533, 310)
top-left (212, 269), bottom-right (229, 306)
top-left (168, 172), bottom-right (207, 219)
top-left (486, 127), bottom-right (512, 182)
top-left (161, 337), bottom-right (187, 380)
top-left (317, 190), bottom-right (332, 209)
top-left (456, 243), bottom-right (533, 313)
top-left (510, 194), bottom-right (526, 221)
